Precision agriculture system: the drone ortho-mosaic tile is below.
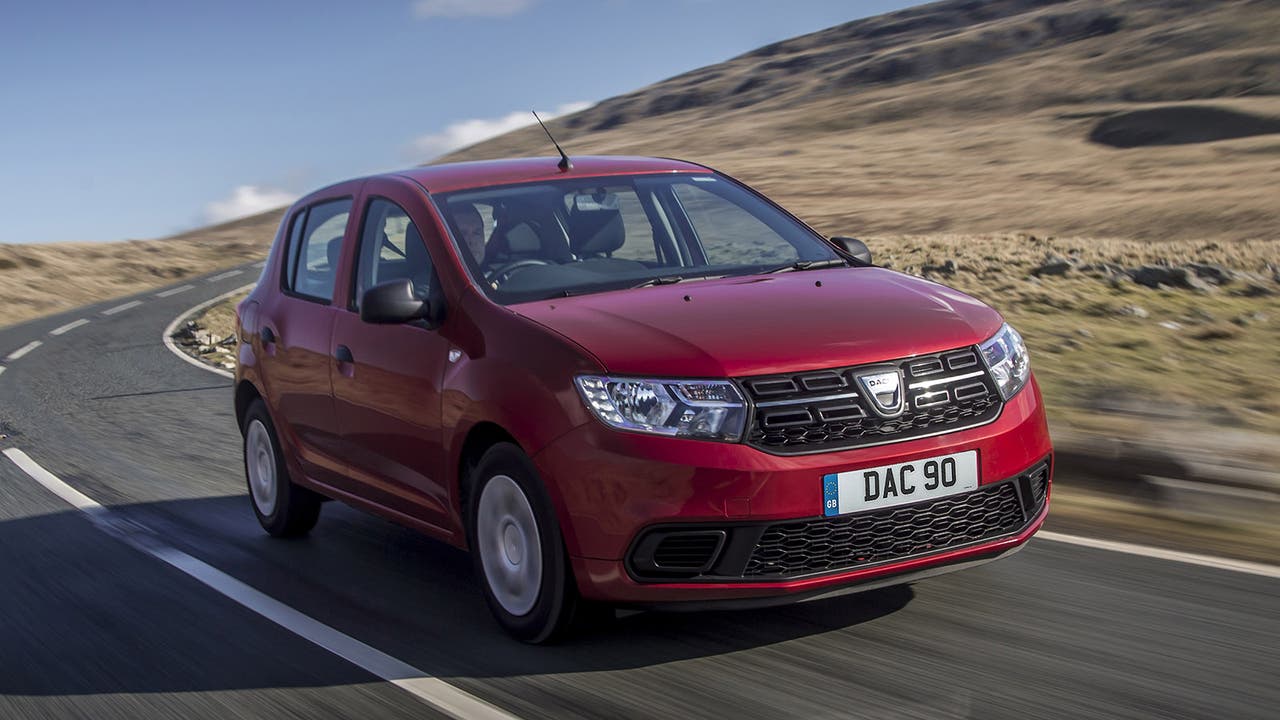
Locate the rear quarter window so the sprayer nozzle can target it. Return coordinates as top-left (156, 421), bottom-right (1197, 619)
top-left (283, 198), bottom-right (352, 303)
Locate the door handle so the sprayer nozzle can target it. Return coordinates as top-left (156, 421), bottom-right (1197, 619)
top-left (334, 345), bottom-right (354, 364)
top-left (260, 327), bottom-right (276, 344)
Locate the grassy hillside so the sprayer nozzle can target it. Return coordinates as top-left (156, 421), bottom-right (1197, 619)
top-left (6, 0), bottom-right (1279, 440)
top-left (432, 0), bottom-right (1280, 435)
top-left (0, 208), bottom-right (284, 327)
top-left (441, 0), bottom-right (1280, 246)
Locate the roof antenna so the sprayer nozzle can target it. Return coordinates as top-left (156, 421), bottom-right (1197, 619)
top-left (532, 110), bottom-right (572, 172)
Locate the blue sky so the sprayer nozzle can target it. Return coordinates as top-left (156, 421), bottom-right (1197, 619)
top-left (0, 0), bottom-right (913, 244)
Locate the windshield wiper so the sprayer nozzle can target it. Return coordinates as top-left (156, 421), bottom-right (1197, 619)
top-left (761, 258), bottom-right (849, 274)
top-left (628, 275), bottom-right (689, 289)
top-left (542, 276), bottom-right (686, 298)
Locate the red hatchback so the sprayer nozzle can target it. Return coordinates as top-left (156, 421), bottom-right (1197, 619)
top-left (235, 156), bottom-right (1052, 642)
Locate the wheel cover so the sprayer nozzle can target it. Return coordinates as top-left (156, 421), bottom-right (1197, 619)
top-left (476, 474), bottom-right (543, 616)
top-left (245, 420), bottom-right (278, 516)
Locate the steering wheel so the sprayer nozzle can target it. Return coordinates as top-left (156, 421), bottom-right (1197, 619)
top-left (485, 258), bottom-right (554, 286)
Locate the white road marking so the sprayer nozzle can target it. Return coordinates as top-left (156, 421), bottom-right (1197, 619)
top-left (50, 318), bottom-right (90, 336)
top-left (161, 284), bottom-right (256, 380)
top-left (252, 260), bottom-right (267, 268)
top-left (1, 448), bottom-right (520, 720)
top-left (157, 284), bottom-right (196, 298)
top-left (1037, 531), bottom-right (1280, 579)
top-left (0, 365), bottom-right (6, 377)
top-left (3, 449), bottom-right (106, 516)
top-left (207, 270), bottom-right (243, 282)
top-left (102, 300), bottom-right (143, 316)
top-left (5, 341), bottom-right (42, 361)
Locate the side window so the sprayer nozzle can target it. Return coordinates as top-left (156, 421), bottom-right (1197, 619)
top-left (673, 182), bottom-right (799, 266)
top-left (354, 198), bottom-right (435, 309)
top-left (284, 198), bottom-right (351, 303)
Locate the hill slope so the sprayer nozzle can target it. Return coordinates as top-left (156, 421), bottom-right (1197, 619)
top-left (3, 0), bottom-right (1278, 330)
top-left (441, 0), bottom-right (1280, 245)
top-left (0, 208), bottom-right (284, 325)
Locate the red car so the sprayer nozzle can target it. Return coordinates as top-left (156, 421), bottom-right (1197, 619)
top-left (234, 156), bottom-right (1051, 643)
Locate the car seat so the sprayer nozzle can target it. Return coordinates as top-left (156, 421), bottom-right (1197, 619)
top-left (484, 198), bottom-right (572, 266)
top-left (567, 206), bottom-right (648, 273)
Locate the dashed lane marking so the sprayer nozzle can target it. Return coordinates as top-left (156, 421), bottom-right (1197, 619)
top-left (157, 284), bottom-right (196, 298)
top-left (0, 448), bottom-right (520, 720)
top-left (102, 300), bottom-right (143, 316)
top-left (50, 319), bottom-right (90, 336)
top-left (5, 341), bottom-right (42, 361)
top-left (207, 270), bottom-right (243, 282)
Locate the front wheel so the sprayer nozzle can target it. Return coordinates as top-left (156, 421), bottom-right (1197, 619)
top-left (467, 443), bottom-right (582, 643)
top-left (242, 399), bottom-right (322, 537)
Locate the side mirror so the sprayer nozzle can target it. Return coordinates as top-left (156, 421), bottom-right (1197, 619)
top-left (831, 236), bottom-right (872, 265)
top-left (360, 279), bottom-right (429, 325)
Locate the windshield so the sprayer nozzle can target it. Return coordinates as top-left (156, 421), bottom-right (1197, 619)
top-left (433, 172), bottom-right (841, 304)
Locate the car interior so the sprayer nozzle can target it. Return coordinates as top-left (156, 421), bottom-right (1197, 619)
top-left (437, 175), bottom-right (827, 303)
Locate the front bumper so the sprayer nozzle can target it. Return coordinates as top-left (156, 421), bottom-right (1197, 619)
top-left (532, 376), bottom-right (1052, 605)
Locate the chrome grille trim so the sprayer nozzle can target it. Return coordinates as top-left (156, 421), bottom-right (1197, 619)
top-left (908, 369), bottom-right (984, 390)
top-left (756, 391), bottom-right (861, 408)
top-left (739, 346), bottom-right (1004, 454)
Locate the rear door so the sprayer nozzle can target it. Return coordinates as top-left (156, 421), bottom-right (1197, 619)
top-left (256, 192), bottom-right (356, 488)
top-left (330, 179), bottom-right (452, 532)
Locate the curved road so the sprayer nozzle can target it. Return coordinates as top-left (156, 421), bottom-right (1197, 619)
top-left (0, 266), bottom-right (1276, 719)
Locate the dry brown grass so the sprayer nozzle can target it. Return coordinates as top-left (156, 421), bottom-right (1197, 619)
top-left (863, 232), bottom-right (1280, 433)
top-left (441, 1), bottom-right (1280, 245)
top-left (431, 0), bottom-right (1280, 436)
top-left (1048, 484), bottom-right (1280, 564)
top-left (0, 210), bottom-right (283, 328)
top-left (10, 0), bottom-right (1280, 441)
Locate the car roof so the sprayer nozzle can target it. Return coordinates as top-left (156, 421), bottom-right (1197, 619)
top-left (387, 155), bottom-right (713, 194)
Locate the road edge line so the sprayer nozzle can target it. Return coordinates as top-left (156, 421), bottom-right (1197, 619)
top-left (1037, 530), bottom-right (1280, 579)
top-left (1, 447), bottom-right (520, 720)
top-left (161, 284), bottom-right (256, 380)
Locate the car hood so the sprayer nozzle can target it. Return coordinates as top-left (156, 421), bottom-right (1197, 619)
top-left (511, 267), bottom-right (1004, 378)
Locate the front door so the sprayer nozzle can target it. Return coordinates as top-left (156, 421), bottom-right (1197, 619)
top-left (331, 188), bottom-right (451, 532)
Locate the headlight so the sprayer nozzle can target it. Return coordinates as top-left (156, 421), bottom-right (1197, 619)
top-left (574, 376), bottom-right (748, 441)
top-left (979, 322), bottom-right (1030, 400)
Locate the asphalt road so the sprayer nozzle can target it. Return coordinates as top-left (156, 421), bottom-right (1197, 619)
top-left (0, 265), bottom-right (1276, 719)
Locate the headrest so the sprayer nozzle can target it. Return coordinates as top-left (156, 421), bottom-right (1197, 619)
top-left (569, 208), bottom-right (625, 257)
top-left (326, 236), bottom-right (344, 270)
top-left (404, 223), bottom-right (422, 250)
top-left (504, 222), bottom-right (542, 254)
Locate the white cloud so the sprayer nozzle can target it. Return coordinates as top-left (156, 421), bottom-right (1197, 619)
top-left (409, 101), bottom-right (593, 159)
top-left (412, 0), bottom-right (532, 19)
top-left (204, 185), bottom-right (298, 224)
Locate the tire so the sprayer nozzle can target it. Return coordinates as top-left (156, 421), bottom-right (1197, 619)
top-left (242, 398), bottom-right (322, 537)
top-left (467, 443), bottom-right (584, 643)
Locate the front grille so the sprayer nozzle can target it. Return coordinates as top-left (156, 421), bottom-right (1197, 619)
top-left (742, 347), bottom-right (1002, 454)
top-left (742, 465), bottom-right (1046, 578)
top-left (744, 481), bottom-right (1021, 578)
top-left (625, 460), bottom-right (1051, 583)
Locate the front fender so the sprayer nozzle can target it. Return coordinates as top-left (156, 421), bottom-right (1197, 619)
top-left (440, 293), bottom-right (602, 532)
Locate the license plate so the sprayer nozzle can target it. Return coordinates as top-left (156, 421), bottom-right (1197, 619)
top-left (823, 450), bottom-right (979, 516)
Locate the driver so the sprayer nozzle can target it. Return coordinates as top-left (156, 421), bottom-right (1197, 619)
top-left (453, 204), bottom-right (487, 265)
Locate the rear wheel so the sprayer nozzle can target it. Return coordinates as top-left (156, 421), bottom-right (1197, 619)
top-left (242, 399), bottom-right (321, 537)
top-left (467, 443), bottom-right (584, 643)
